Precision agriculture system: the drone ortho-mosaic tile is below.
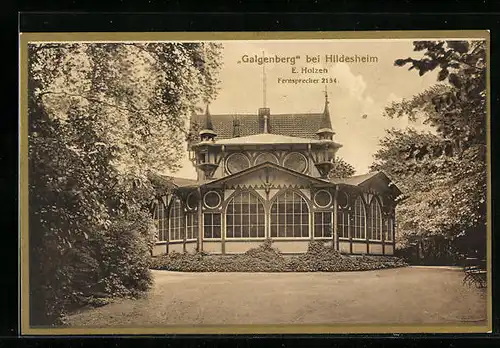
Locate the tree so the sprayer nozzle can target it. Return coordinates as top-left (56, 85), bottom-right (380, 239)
top-left (28, 42), bottom-right (222, 325)
top-left (329, 157), bottom-right (356, 179)
top-left (372, 40), bottom-right (487, 262)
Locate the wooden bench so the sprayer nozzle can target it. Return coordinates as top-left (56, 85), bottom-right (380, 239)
top-left (463, 257), bottom-right (487, 289)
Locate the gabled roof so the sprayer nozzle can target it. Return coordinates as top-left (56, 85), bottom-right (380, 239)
top-left (331, 171), bottom-right (402, 196)
top-left (150, 168), bottom-right (401, 196)
top-left (202, 161), bottom-right (332, 187)
top-left (190, 113), bottom-right (326, 141)
top-left (151, 173), bottom-right (199, 188)
top-left (329, 172), bottom-right (380, 186)
top-left (215, 133), bottom-right (324, 145)
top-left (170, 176), bottom-right (199, 187)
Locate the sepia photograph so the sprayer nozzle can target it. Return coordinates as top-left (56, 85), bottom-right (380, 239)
top-left (20, 31), bottom-right (490, 334)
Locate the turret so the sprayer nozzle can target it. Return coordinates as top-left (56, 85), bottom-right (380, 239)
top-left (195, 104), bottom-right (221, 180)
top-left (199, 104), bottom-right (217, 142)
top-left (312, 88), bottom-right (337, 178)
top-left (316, 91), bottom-right (335, 141)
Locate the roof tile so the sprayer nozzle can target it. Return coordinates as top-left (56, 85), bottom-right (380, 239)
top-left (190, 113), bottom-right (325, 141)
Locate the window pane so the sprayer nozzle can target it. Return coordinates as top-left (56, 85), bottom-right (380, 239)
top-left (169, 197), bottom-right (184, 241)
top-left (213, 213), bottom-right (221, 226)
top-left (301, 225), bottom-right (309, 238)
top-left (258, 226), bottom-right (265, 237)
top-left (270, 191), bottom-right (310, 238)
top-left (204, 213), bottom-right (212, 226)
top-left (204, 213), bottom-right (221, 239)
top-left (234, 225), bottom-right (242, 238)
top-left (271, 213), bottom-right (278, 224)
top-left (278, 225), bottom-right (285, 238)
top-left (271, 225), bottom-right (278, 237)
top-left (368, 199), bottom-right (382, 241)
top-left (258, 204), bottom-right (265, 213)
top-left (293, 226), bottom-right (301, 238)
top-left (213, 225), bottom-right (221, 238)
top-left (278, 214), bottom-right (286, 225)
top-left (353, 197), bottom-right (366, 239)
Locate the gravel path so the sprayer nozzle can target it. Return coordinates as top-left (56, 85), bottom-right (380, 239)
top-left (67, 267), bottom-right (487, 327)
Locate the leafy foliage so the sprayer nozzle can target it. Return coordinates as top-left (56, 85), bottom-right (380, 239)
top-left (372, 40), bottom-right (487, 260)
top-left (329, 157), bottom-right (356, 179)
top-left (150, 240), bottom-right (407, 272)
top-left (28, 42), bottom-right (222, 325)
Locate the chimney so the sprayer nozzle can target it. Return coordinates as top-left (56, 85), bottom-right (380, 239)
top-left (258, 107), bottom-right (271, 134)
top-left (232, 116), bottom-right (241, 138)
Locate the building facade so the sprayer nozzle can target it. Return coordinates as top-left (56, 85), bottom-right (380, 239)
top-left (151, 96), bottom-right (401, 256)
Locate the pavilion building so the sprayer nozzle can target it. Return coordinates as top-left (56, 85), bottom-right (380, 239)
top-left (151, 93), bottom-right (401, 256)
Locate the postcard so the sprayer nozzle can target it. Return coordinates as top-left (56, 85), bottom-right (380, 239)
top-left (19, 31), bottom-right (491, 334)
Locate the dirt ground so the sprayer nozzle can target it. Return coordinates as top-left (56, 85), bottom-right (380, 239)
top-left (67, 267), bottom-right (487, 327)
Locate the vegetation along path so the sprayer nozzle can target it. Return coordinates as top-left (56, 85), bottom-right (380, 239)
top-left (67, 267), bottom-right (487, 327)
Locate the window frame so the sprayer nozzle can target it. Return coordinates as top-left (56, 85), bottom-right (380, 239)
top-left (367, 197), bottom-right (383, 241)
top-left (314, 189), bottom-right (332, 208)
top-left (169, 196), bottom-right (185, 242)
top-left (153, 198), bottom-right (168, 242)
top-left (254, 152), bottom-right (279, 166)
top-left (225, 190), bottom-right (266, 240)
top-left (337, 209), bottom-right (350, 239)
top-left (225, 152), bottom-right (251, 175)
top-left (203, 212), bottom-right (222, 240)
top-left (186, 191), bottom-right (198, 211)
top-left (186, 212), bottom-right (198, 241)
top-left (314, 211), bottom-right (333, 239)
top-left (352, 196), bottom-right (367, 240)
top-left (283, 152), bottom-right (309, 174)
top-left (270, 190), bottom-right (310, 239)
top-left (203, 191), bottom-right (222, 209)
top-left (384, 217), bottom-right (394, 242)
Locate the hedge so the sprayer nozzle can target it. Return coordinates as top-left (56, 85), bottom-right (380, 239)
top-left (150, 239), bottom-right (408, 272)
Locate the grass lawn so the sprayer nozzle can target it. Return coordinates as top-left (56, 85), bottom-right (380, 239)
top-left (66, 266), bottom-right (487, 327)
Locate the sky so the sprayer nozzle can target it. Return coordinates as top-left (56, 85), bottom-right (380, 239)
top-left (168, 39), bottom-right (440, 179)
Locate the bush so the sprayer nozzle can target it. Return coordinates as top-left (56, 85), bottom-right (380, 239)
top-left (29, 209), bottom-right (155, 326)
top-left (150, 240), bottom-right (407, 273)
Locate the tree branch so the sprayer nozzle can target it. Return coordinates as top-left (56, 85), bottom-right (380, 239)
top-left (37, 90), bottom-right (189, 135)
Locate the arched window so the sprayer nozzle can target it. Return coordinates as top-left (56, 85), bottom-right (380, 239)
top-left (367, 198), bottom-right (382, 241)
top-left (169, 196), bottom-right (184, 241)
top-left (352, 197), bottom-right (366, 240)
top-left (153, 199), bottom-right (168, 242)
top-left (337, 210), bottom-right (349, 239)
top-left (226, 153), bottom-right (251, 174)
top-left (226, 191), bottom-right (265, 238)
top-left (384, 217), bottom-right (394, 242)
top-left (270, 191), bottom-right (309, 238)
top-left (254, 152), bottom-right (279, 166)
top-left (186, 213), bottom-right (198, 240)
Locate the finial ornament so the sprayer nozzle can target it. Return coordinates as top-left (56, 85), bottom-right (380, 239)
top-left (316, 85), bottom-right (334, 140)
top-left (199, 103), bottom-right (217, 141)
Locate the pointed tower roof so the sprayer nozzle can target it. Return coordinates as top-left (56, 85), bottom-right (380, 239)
top-left (316, 87), bottom-right (335, 137)
top-left (204, 104), bottom-right (214, 130)
top-left (320, 93), bottom-right (332, 129)
top-left (199, 104), bottom-right (217, 139)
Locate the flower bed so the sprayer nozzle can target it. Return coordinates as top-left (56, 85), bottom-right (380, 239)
top-left (150, 240), bottom-right (407, 272)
